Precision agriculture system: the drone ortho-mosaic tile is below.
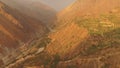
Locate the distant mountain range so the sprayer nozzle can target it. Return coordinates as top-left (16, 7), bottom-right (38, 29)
top-left (1, 0), bottom-right (57, 28)
top-left (40, 0), bottom-right (75, 11)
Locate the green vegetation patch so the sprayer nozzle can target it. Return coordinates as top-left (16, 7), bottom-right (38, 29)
top-left (81, 28), bottom-right (120, 56)
top-left (75, 13), bottom-right (120, 35)
top-left (102, 63), bottom-right (110, 68)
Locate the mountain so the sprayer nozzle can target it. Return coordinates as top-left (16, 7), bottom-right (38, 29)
top-left (0, 1), bottom-right (48, 67)
top-left (1, 0), bottom-right (57, 29)
top-left (3, 0), bottom-right (120, 68)
top-left (58, 0), bottom-right (120, 26)
top-left (55, 0), bottom-right (120, 68)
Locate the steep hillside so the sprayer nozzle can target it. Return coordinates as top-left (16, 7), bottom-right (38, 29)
top-left (1, 0), bottom-right (57, 29)
top-left (46, 23), bottom-right (88, 59)
top-left (55, 0), bottom-right (120, 68)
top-left (58, 0), bottom-right (120, 26)
top-left (0, 1), bottom-right (48, 67)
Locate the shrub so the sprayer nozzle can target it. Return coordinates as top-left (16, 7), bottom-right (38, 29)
top-left (36, 37), bottom-right (51, 48)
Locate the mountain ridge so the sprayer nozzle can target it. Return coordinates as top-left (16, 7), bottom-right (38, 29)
top-left (1, 0), bottom-right (57, 29)
top-left (58, 0), bottom-right (120, 26)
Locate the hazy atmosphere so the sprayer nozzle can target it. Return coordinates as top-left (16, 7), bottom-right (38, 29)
top-left (1, 0), bottom-right (76, 11)
top-left (40, 0), bottom-right (76, 11)
top-left (0, 0), bottom-right (119, 68)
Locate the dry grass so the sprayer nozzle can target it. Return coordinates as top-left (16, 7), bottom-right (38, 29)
top-left (46, 23), bottom-right (88, 57)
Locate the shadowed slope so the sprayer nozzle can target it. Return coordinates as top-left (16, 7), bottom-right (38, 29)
top-left (1, 0), bottom-right (57, 28)
top-left (0, 1), bottom-right (48, 65)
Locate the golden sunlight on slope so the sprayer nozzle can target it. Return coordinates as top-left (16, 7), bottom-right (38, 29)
top-left (55, 0), bottom-right (120, 67)
top-left (57, 0), bottom-right (120, 26)
top-left (46, 23), bottom-right (88, 57)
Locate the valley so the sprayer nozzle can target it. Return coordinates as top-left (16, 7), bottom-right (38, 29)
top-left (1, 0), bottom-right (57, 29)
top-left (0, 0), bottom-right (120, 68)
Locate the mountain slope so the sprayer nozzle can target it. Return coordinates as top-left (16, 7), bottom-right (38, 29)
top-left (55, 0), bottom-right (120, 68)
top-left (0, 1), bottom-right (48, 66)
top-left (46, 23), bottom-right (88, 58)
top-left (1, 0), bottom-right (57, 29)
top-left (58, 0), bottom-right (120, 26)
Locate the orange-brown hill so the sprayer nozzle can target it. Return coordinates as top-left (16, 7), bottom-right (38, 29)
top-left (55, 0), bottom-right (120, 68)
top-left (46, 23), bottom-right (88, 59)
top-left (58, 0), bottom-right (120, 26)
top-left (0, 1), bottom-right (48, 55)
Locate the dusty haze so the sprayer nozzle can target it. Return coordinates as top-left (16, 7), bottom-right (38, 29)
top-left (0, 0), bottom-right (76, 11)
top-left (40, 0), bottom-right (76, 11)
